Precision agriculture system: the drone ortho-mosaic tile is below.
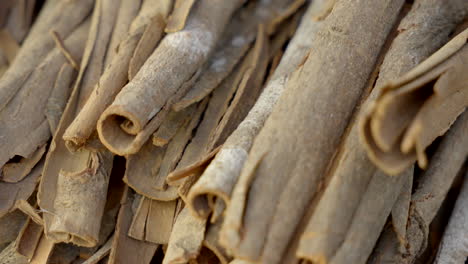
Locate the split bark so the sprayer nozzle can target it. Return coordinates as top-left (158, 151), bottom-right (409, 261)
top-left (298, 1), bottom-right (468, 263)
top-left (220, 0), bottom-right (404, 262)
top-left (361, 28), bottom-right (468, 175)
top-left (433, 170), bottom-right (468, 264)
top-left (0, 0), bottom-right (94, 111)
top-left (0, 20), bottom-right (89, 170)
top-left (108, 188), bottom-right (158, 264)
top-left (38, 0), bottom-right (134, 247)
top-left (185, 0), bottom-right (327, 220)
top-left (173, 0), bottom-right (303, 111)
top-left (163, 207), bottom-right (207, 264)
top-left (63, 0), bottom-right (172, 150)
top-left (97, 0), bottom-right (245, 155)
top-left (368, 110), bottom-right (468, 264)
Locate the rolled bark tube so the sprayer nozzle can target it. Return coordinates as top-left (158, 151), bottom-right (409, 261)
top-left (220, 0), bottom-right (404, 262)
top-left (97, 0), bottom-right (245, 155)
top-left (185, 0), bottom-right (327, 220)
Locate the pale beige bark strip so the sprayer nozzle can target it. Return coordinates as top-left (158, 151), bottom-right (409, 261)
top-left (124, 99), bottom-right (207, 200)
top-left (45, 63), bottom-right (76, 134)
top-left (145, 199), bottom-right (176, 244)
top-left (221, 0), bottom-right (404, 261)
top-left (0, 0), bottom-right (94, 111)
top-left (15, 218), bottom-right (43, 261)
top-left (14, 200), bottom-right (43, 226)
top-left (0, 160), bottom-right (43, 218)
top-left (2, 144), bottom-right (46, 183)
top-left (433, 171), bottom-right (468, 264)
top-left (97, 0), bottom-right (245, 155)
top-left (361, 31), bottom-right (468, 175)
top-left (186, 26), bottom-right (270, 218)
top-left (0, 242), bottom-right (28, 264)
top-left (128, 196), bottom-right (151, 241)
top-left (0, 20), bottom-right (89, 169)
top-left (29, 235), bottom-right (54, 264)
top-left (298, 1), bottom-right (468, 262)
top-left (38, 0), bottom-right (123, 247)
top-left (0, 210), bottom-right (26, 250)
top-left (163, 207), bottom-right (207, 264)
top-left (165, 0), bottom-right (195, 33)
top-left (82, 235), bottom-right (114, 264)
top-left (48, 152), bottom-right (113, 247)
top-left (0, 29), bottom-right (19, 63)
top-left (152, 105), bottom-right (195, 147)
top-left (174, 0), bottom-right (298, 111)
top-left (391, 172), bottom-right (413, 247)
top-left (63, 0), bottom-right (169, 150)
top-left (108, 188), bottom-right (159, 264)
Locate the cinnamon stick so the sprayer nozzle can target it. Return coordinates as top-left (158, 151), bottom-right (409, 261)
top-left (220, 0), bottom-right (404, 262)
top-left (361, 28), bottom-right (468, 175)
top-left (97, 0), bottom-right (245, 155)
top-left (63, 0), bottom-right (171, 150)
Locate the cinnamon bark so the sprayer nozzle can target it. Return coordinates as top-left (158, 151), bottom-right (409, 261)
top-left (433, 170), bottom-right (468, 264)
top-left (220, 0), bottom-right (404, 262)
top-left (38, 0), bottom-right (134, 247)
top-left (361, 29), bottom-right (468, 175)
top-left (97, 0), bottom-right (245, 155)
top-left (298, 1), bottom-right (468, 263)
top-left (63, 0), bottom-right (172, 150)
top-left (186, 0), bottom-right (325, 220)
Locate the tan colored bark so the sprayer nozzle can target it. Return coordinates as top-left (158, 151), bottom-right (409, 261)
top-left (0, 160), bottom-right (43, 218)
top-left (2, 145), bottom-right (46, 183)
top-left (0, 0), bottom-right (94, 111)
top-left (361, 29), bottom-right (468, 175)
top-left (433, 170), bottom-right (468, 264)
top-left (165, 0), bottom-right (195, 33)
top-left (173, 0), bottom-right (300, 111)
top-left (38, 0), bottom-right (132, 247)
top-left (15, 218), bottom-right (43, 261)
top-left (187, 0), bottom-right (327, 223)
top-left (108, 188), bottom-right (158, 264)
top-left (0, 242), bottom-right (28, 264)
top-left (82, 235), bottom-right (114, 264)
top-left (97, 0), bottom-right (245, 155)
top-left (220, 0), bottom-right (404, 262)
top-left (0, 20), bottom-right (88, 169)
top-left (63, 0), bottom-right (172, 150)
top-left (163, 207), bottom-right (207, 264)
top-left (298, 1), bottom-right (468, 263)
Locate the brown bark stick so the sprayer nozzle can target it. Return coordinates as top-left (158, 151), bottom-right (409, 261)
top-left (220, 0), bottom-right (404, 262)
top-left (97, 0), bottom-right (245, 155)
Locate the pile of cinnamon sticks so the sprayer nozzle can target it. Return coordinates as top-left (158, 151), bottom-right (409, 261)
top-left (0, 0), bottom-right (467, 263)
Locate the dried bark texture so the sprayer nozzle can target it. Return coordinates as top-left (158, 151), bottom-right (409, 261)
top-left (173, 0), bottom-right (302, 111)
top-left (108, 189), bottom-right (158, 264)
top-left (63, 0), bottom-right (171, 150)
top-left (186, 0), bottom-right (327, 221)
top-left (124, 101), bottom-right (206, 200)
top-left (82, 235), bottom-right (113, 264)
top-left (97, 0), bottom-right (245, 155)
top-left (433, 171), bottom-right (468, 264)
top-left (165, 0), bottom-right (195, 33)
top-left (163, 207), bottom-right (207, 264)
top-left (202, 218), bottom-right (232, 264)
top-left (0, 210), bottom-right (26, 250)
top-left (0, 20), bottom-right (88, 169)
top-left (220, 0), bottom-right (404, 262)
top-left (0, 242), bottom-right (28, 264)
top-left (0, 0), bottom-right (94, 111)
top-left (361, 29), bottom-right (468, 175)
top-left (0, 161), bottom-right (43, 218)
top-left (15, 218), bottom-right (43, 261)
top-left (299, 1), bottom-right (468, 263)
top-left (38, 0), bottom-right (132, 247)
